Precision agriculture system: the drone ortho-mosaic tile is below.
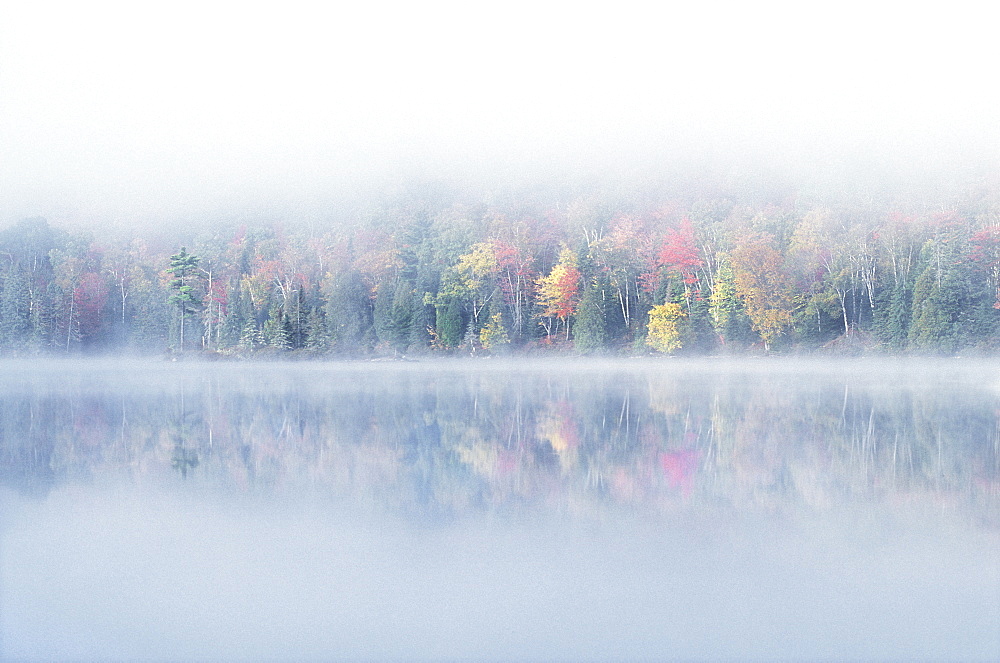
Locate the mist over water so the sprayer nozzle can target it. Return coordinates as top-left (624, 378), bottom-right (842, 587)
top-left (1, 358), bottom-right (999, 661)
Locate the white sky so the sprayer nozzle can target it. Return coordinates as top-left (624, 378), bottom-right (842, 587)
top-left (1, 2), bottom-right (998, 226)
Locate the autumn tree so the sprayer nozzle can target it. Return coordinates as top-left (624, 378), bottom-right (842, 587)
top-left (479, 311), bottom-right (510, 353)
top-left (646, 302), bottom-right (685, 353)
top-left (536, 246), bottom-right (582, 340)
top-left (438, 242), bottom-right (498, 337)
top-left (491, 238), bottom-right (536, 343)
top-left (728, 231), bottom-right (793, 350)
top-left (591, 216), bottom-right (652, 334)
top-left (648, 219), bottom-right (703, 307)
top-left (788, 209), bottom-right (857, 339)
top-left (709, 255), bottom-right (755, 348)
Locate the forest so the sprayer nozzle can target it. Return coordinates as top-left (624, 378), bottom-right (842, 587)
top-left (3, 170), bottom-right (1000, 357)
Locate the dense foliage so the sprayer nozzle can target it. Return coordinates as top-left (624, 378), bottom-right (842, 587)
top-left (4, 180), bottom-right (1000, 356)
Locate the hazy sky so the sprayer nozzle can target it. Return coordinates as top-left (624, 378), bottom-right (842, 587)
top-left (1, 2), bottom-right (998, 226)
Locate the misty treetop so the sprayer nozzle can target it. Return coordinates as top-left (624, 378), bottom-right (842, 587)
top-left (4, 190), bottom-right (1000, 356)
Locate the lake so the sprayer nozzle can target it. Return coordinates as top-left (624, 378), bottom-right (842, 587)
top-left (1, 358), bottom-right (998, 661)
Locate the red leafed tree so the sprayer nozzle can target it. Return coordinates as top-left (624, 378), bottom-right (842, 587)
top-left (657, 218), bottom-right (702, 285)
top-left (969, 227), bottom-right (1000, 308)
top-left (640, 218), bottom-right (703, 293)
top-left (640, 218), bottom-right (704, 307)
top-left (492, 239), bottom-right (536, 340)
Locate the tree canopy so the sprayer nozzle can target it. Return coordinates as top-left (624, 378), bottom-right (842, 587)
top-left (4, 177), bottom-right (1000, 357)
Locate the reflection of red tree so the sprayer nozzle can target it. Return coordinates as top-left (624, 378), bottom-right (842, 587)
top-left (74, 399), bottom-right (109, 448)
top-left (496, 448), bottom-right (518, 476)
top-left (659, 449), bottom-right (701, 496)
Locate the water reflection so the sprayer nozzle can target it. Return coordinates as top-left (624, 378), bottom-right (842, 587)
top-left (1, 358), bottom-right (998, 661)
top-left (1, 359), bottom-right (998, 517)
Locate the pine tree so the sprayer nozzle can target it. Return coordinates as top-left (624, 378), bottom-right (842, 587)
top-left (167, 247), bottom-right (203, 351)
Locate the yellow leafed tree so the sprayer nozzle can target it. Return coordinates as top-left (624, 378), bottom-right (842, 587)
top-left (646, 302), bottom-right (685, 353)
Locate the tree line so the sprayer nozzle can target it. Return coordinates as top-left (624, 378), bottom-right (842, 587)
top-left (3, 189), bottom-right (1000, 356)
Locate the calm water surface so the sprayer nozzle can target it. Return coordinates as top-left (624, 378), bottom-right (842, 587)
top-left (1, 358), bottom-right (998, 661)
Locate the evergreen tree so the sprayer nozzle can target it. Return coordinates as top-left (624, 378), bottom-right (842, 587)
top-left (683, 294), bottom-right (718, 354)
top-left (219, 280), bottom-right (247, 348)
top-left (574, 284), bottom-right (607, 354)
top-left (408, 287), bottom-right (434, 353)
top-left (28, 283), bottom-right (52, 352)
top-left (262, 306), bottom-right (291, 349)
top-left (435, 296), bottom-right (465, 349)
top-left (325, 271), bottom-right (374, 354)
top-left (875, 281), bottom-right (912, 350)
top-left (238, 319), bottom-right (263, 351)
top-left (908, 264), bottom-right (972, 353)
top-left (167, 247), bottom-right (203, 350)
top-left (0, 267), bottom-right (30, 353)
top-left (389, 280), bottom-right (414, 352)
top-left (303, 307), bottom-right (329, 351)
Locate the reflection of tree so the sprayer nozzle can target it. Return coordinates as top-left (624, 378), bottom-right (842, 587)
top-left (171, 443), bottom-right (199, 478)
top-left (1, 364), bottom-right (997, 523)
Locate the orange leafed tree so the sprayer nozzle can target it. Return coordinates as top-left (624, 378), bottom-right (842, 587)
top-left (729, 231), bottom-right (793, 350)
top-left (537, 247), bottom-right (581, 340)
